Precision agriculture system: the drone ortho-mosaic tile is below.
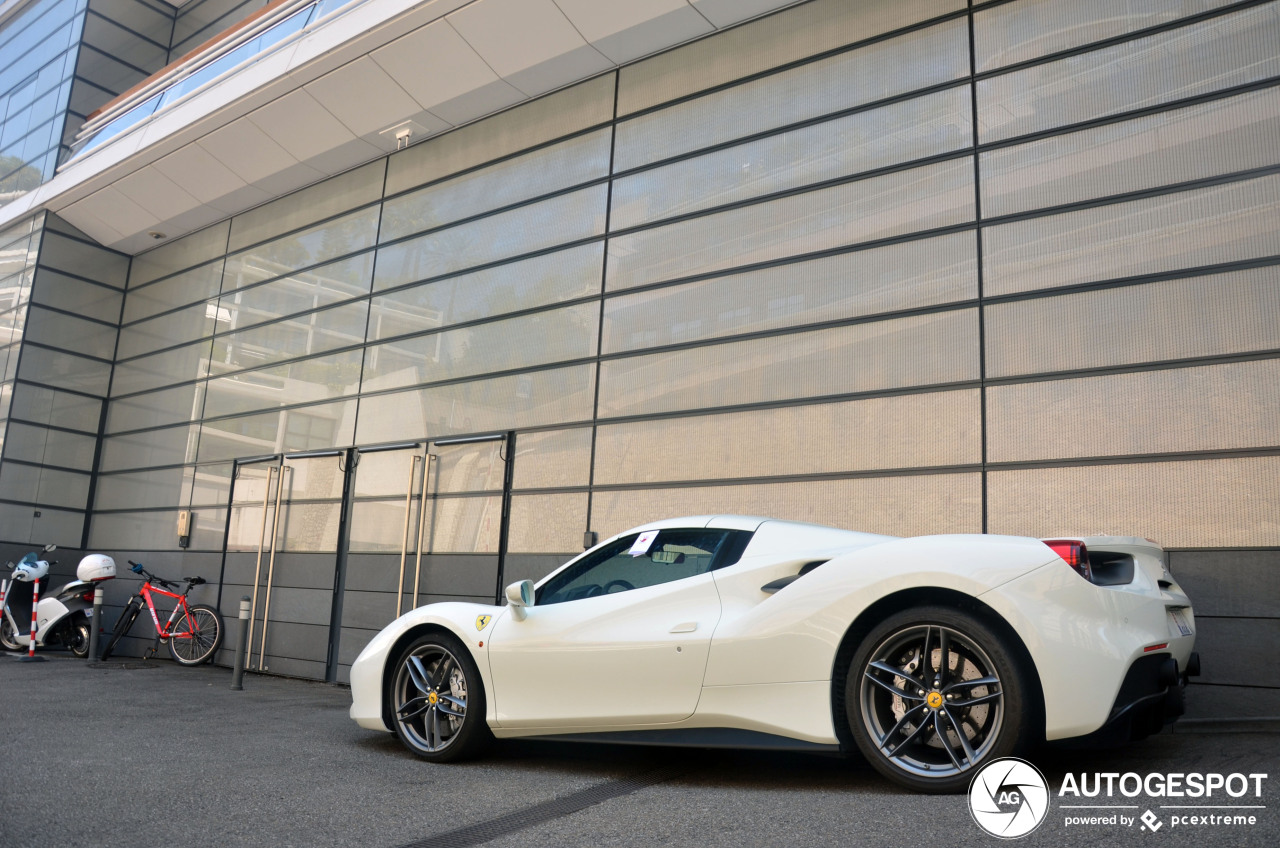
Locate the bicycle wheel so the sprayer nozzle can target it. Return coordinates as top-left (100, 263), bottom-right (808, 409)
top-left (100, 599), bottom-right (141, 661)
top-left (168, 603), bottom-right (223, 666)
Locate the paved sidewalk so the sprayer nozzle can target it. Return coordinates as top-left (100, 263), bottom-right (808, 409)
top-left (1, 651), bottom-right (1277, 848)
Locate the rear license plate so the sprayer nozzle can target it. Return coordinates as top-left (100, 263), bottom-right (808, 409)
top-left (1168, 608), bottom-right (1192, 637)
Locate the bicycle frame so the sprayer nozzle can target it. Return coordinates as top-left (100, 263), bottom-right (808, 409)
top-left (138, 580), bottom-right (196, 641)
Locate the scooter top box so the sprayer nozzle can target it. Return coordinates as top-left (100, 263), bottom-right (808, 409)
top-left (76, 554), bottom-right (115, 583)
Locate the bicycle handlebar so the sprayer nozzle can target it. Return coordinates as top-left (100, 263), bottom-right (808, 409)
top-left (127, 560), bottom-right (201, 592)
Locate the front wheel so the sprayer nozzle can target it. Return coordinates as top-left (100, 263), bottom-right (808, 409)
top-left (0, 614), bottom-right (21, 651)
top-left (846, 606), bottom-right (1031, 793)
top-left (100, 599), bottom-right (141, 661)
top-left (168, 604), bottom-right (223, 665)
top-left (389, 632), bottom-right (491, 762)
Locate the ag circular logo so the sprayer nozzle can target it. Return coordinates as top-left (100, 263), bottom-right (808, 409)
top-left (968, 758), bottom-right (1050, 839)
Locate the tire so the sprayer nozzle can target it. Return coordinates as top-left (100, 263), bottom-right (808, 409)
top-left (845, 605), bottom-right (1030, 794)
top-left (168, 604), bottom-right (224, 666)
top-left (388, 632), bottom-right (491, 762)
top-left (0, 615), bottom-right (20, 651)
top-left (100, 599), bottom-right (141, 661)
top-left (67, 613), bottom-right (92, 658)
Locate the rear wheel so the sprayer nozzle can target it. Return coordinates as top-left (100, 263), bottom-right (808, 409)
top-left (67, 614), bottom-right (91, 658)
top-left (389, 632), bottom-right (491, 762)
top-left (168, 604), bottom-right (223, 665)
top-left (100, 599), bottom-right (141, 661)
top-left (846, 606), bottom-right (1030, 793)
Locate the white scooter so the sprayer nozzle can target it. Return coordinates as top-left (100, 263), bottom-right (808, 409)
top-left (0, 545), bottom-right (116, 657)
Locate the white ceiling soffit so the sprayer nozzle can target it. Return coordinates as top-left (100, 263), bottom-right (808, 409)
top-left (38, 0), bottom-right (803, 255)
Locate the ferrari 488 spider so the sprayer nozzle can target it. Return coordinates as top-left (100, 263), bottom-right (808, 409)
top-left (350, 516), bottom-right (1198, 792)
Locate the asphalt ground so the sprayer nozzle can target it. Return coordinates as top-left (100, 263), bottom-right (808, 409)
top-left (1, 650), bottom-right (1276, 848)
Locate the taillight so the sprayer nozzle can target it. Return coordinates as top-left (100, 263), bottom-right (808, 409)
top-left (1044, 539), bottom-right (1092, 582)
top-left (82, 591), bottom-right (94, 603)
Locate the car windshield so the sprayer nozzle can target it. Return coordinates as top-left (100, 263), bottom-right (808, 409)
top-left (538, 528), bottom-right (742, 605)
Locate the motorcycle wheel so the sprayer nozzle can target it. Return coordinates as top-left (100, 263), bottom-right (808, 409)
top-left (0, 615), bottom-right (20, 651)
top-left (67, 614), bottom-right (92, 658)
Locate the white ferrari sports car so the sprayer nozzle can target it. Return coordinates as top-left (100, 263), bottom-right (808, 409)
top-left (349, 516), bottom-right (1199, 792)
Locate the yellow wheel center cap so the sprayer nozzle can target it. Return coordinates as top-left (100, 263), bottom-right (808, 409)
top-left (428, 692), bottom-right (439, 705)
top-left (926, 691), bottom-right (943, 709)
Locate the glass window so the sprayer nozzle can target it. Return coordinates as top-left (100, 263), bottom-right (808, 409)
top-left (23, 306), bottom-right (116, 360)
top-left (373, 186), bottom-right (608, 291)
top-left (3, 421), bottom-right (97, 469)
top-left (30, 268), bottom-right (121, 323)
top-left (355, 363), bottom-right (597, 445)
top-left (603, 232), bottom-right (976, 354)
top-left (117, 301), bottom-right (215, 360)
top-left (202, 349), bottom-right (364, 419)
top-left (94, 466), bottom-right (193, 511)
top-left (588, 473), bottom-right (981, 541)
top-left (17, 345), bottom-right (112, 394)
top-left (597, 309), bottom-right (978, 418)
top-left (360, 303), bottom-right (598, 393)
top-left (9, 383), bottom-right (101, 432)
top-left (615, 18), bottom-right (968, 170)
top-left (988, 457), bottom-right (1280, 547)
top-left (111, 338), bottom-right (212, 397)
top-left (988, 360), bottom-right (1280, 463)
top-left (89, 510), bottom-right (184, 551)
top-left (216, 253), bottom-right (374, 335)
top-left (380, 129), bottom-right (611, 243)
top-left (228, 161), bottom-right (385, 253)
top-left (981, 87), bottom-right (1280, 218)
top-left (617, 0), bottom-right (961, 115)
top-left (195, 399), bottom-right (357, 464)
top-left (430, 441), bottom-right (505, 495)
top-left (975, 0), bottom-right (1240, 72)
top-left (221, 206), bottom-right (379, 293)
top-left (982, 174), bottom-right (1280, 297)
top-left (976, 4), bottom-right (1280, 143)
top-left (612, 85), bottom-right (972, 229)
top-left (207, 300), bottom-right (369, 377)
top-left (36, 231), bottom-right (128, 288)
top-left (423, 494), bottom-right (501, 553)
top-left (538, 527), bottom-right (743, 604)
top-left (0, 460), bottom-right (88, 509)
top-left (511, 428), bottom-right (593, 490)
top-left (594, 390), bottom-right (980, 485)
top-left (606, 159), bottom-right (974, 291)
top-left (507, 493), bottom-right (588, 553)
top-left (122, 260), bottom-right (224, 324)
top-left (985, 267), bottom-right (1280, 377)
top-left (367, 243), bottom-right (602, 341)
top-left (386, 74), bottom-right (615, 196)
top-left (106, 382), bottom-right (204, 433)
top-left (99, 424), bottom-right (198, 472)
top-left (127, 222), bottom-right (229, 289)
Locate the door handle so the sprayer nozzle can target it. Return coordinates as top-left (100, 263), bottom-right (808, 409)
top-left (669, 622), bottom-right (697, 633)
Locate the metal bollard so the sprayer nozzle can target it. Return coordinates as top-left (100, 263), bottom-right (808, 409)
top-left (87, 586), bottom-right (103, 662)
top-left (230, 596), bottom-right (251, 690)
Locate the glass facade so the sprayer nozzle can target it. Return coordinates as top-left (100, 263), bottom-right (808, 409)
top-left (3, 0), bottom-right (1276, 689)
top-left (81, 0), bottom-right (1280, 553)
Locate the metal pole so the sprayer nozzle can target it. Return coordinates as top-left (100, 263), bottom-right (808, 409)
top-left (18, 578), bottom-right (45, 663)
top-left (412, 453), bottom-right (432, 611)
top-left (231, 597), bottom-right (251, 690)
top-left (246, 464), bottom-right (277, 670)
top-left (87, 586), bottom-right (103, 661)
top-left (396, 455), bottom-right (420, 618)
top-left (259, 464), bottom-right (290, 672)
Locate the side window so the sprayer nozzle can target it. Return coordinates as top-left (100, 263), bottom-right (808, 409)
top-left (538, 528), bottom-right (744, 605)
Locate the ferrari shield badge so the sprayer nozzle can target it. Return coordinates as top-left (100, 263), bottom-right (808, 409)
top-left (476, 615), bottom-right (492, 631)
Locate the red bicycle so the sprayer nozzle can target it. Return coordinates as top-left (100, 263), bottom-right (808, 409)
top-left (99, 561), bottom-right (224, 665)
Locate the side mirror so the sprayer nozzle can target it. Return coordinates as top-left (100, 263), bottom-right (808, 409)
top-left (505, 579), bottom-right (535, 621)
